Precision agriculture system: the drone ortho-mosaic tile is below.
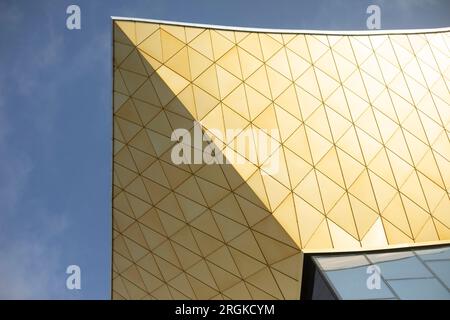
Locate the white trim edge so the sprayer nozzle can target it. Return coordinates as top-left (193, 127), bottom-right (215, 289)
top-left (111, 16), bottom-right (450, 35)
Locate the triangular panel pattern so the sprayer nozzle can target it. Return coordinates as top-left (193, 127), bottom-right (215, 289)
top-left (113, 20), bottom-right (450, 300)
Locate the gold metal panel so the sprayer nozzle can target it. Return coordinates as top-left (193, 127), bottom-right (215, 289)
top-left (112, 19), bottom-right (450, 300)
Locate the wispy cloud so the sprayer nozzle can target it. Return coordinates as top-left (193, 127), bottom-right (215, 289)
top-left (0, 0), bottom-right (111, 299)
top-left (378, 0), bottom-right (442, 21)
top-left (0, 1), bottom-right (24, 27)
top-left (0, 90), bottom-right (9, 145)
top-left (0, 74), bottom-right (32, 220)
top-left (0, 2), bottom-right (69, 299)
top-left (0, 239), bottom-right (61, 299)
top-left (0, 153), bottom-right (32, 217)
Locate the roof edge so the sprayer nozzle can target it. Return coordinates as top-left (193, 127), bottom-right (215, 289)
top-left (111, 16), bottom-right (450, 35)
top-left (302, 240), bottom-right (450, 255)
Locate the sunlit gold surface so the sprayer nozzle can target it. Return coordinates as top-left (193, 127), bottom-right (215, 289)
top-left (112, 19), bottom-right (450, 300)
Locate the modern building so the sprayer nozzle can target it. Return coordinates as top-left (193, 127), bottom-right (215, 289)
top-left (112, 18), bottom-right (450, 299)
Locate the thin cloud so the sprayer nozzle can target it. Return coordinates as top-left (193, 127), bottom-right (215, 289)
top-left (0, 2), bottom-right (67, 299)
top-left (0, 238), bottom-right (63, 299)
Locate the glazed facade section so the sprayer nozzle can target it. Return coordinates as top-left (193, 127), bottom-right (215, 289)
top-left (112, 19), bottom-right (450, 299)
top-left (303, 245), bottom-right (450, 299)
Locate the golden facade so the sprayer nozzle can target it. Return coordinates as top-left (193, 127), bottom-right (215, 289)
top-left (112, 18), bottom-right (450, 299)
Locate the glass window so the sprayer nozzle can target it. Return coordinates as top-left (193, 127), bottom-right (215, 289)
top-left (426, 260), bottom-right (450, 288)
top-left (416, 246), bottom-right (450, 260)
top-left (325, 266), bottom-right (396, 299)
top-left (303, 245), bottom-right (450, 300)
top-left (387, 278), bottom-right (449, 300)
top-left (367, 255), bottom-right (432, 279)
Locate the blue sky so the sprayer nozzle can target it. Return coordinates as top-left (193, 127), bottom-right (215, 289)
top-left (0, 0), bottom-right (448, 300)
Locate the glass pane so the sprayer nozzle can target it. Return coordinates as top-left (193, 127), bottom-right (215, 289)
top-left (426, 260), bottom-right (450, 288)
top-left (312, 270), bottom-right (336, 300)
top-left (324, 265), bottom-right (395, 299)
top-left (367, 255), bottom-right (432, 279)
top-left (308, 245), bottom-right (450, 300)
top-left (416, 246), bottom-right (450, 260)
top-left (388, 278), bottom-right (450, 300)
top-left (314, 254), bottom-right (369, 271)
top-left (366, 251), bottom-right (413, 263)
